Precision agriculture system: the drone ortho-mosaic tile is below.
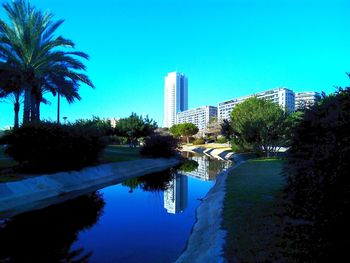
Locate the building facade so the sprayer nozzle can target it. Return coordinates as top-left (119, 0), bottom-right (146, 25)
top-left (176, 106), bottom-right (217, 131)
top-left (164, 72), bottom-right (188, 128)
top-left (218, 87), bottom-right (295, 120)
top-left (295, 91), bottom-right (321, 110)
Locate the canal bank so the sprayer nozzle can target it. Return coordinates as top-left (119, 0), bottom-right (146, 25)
top-left (0, 158), bottom-right (180, 218)
top-left (176, 153), bottom-right (255, 263)
top-left (0, 153), bottom-right (231, 263)
top-left (181, 144), bottom-right (234, 160)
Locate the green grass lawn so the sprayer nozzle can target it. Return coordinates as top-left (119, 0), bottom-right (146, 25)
top-left (0, 145), bottom-right (142, 183)
top-left (99, 145), bottom-right (143, 163)
top-left (222, 158), bottom-right (286, 262)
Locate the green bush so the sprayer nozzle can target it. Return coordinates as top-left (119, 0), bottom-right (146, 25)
top-left (193, 138), bottom-right (205, 145)
top-left (140, 134), bottom-right (179, 158)
top-left (108, 135), bottom-right (128, 145)
top-left (207, 136), bottom-right (215, 141)
top-left (230, 138), bottom-right (254, 153)
top-left (0, 122), bottom-right (107, 173)
top-left (179, 136), bottom-right (195, 144)
top-left (284, 86), bottom-right (350, 260)
top-left (216, 137), bottom-right (227, 143)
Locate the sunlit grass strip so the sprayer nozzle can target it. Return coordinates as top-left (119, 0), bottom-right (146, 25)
top-left (222, 158), bottom-right (286, 262)
top-left (100, 146), bottom-right (142, 163)
top-left (0, 146), bottom-right (142, 183)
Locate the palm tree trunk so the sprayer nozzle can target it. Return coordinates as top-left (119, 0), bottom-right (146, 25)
top-left (30, 93), bottom-right (36, 122)
top-left (14, 101), bottom-right (20, 129)
top-left (57, 92), bottom-right (60, 124)
top-left (36, 100), bottom-right (40, 122)
top-left (23, 84), bottom-right (31, 124)
top-left (13, 91), bottom-right (20, 129)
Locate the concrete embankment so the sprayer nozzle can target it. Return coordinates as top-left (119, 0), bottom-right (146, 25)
top-left (0, 158), bottom-right (179, 219)
top-left (181, 145), bottom-right (234, 160)
top-left (175, 153), bottom-right (256, 263)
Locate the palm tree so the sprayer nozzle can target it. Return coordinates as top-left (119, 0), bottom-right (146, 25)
top-left (0, 64), bottom-right (23, 128)
top-left (0, 0), bottom-right (93, 124)
top-left (43, 62), bottom-right (93, 123)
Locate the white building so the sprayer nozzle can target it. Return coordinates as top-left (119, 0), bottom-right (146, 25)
top-left (176, 106), bottom-right (217, 131)
top-left (218, 87), bottom-right (295, 120)
top-left (295, 91), bottom-right (321, 110)
top-left (164, 72), bottom-right (188, 128)
top-left (107, 118), bottom-right (119, 128)
top-left (164, 174), bottom-right (188, 214)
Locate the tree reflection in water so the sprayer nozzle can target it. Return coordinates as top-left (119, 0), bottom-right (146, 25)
top-left (178, 160), bottom-right (199, 173)
top-left (122, 159), bottom-right (201, 194)
top-left (122, 169), bottom-right (175, 193)
top-left (0, 192), bottom-right (105, 263)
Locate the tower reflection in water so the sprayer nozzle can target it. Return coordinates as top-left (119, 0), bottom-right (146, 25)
top-left (164, 154), bottom-right (231, 214)
top-left (164, 174), bottom-right (188, 214)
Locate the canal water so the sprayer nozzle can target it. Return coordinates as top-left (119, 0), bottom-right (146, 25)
top-left (0, 153), bottom-right (231, 263)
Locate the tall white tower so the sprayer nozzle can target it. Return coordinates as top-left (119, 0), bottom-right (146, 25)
top-left (164, 72), bottom-right (188, 128)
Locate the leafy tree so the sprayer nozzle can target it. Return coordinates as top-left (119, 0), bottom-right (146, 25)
top-left (116, 113), bottom-right (157, 147)
top-left (220, 119), bottom-right (234, 141)
top-left (169, 124), bottom-right (182, 137)
top-left (206, 117), bottom-right (221, 138)
top-left (282, 111), bottom-right (304, 147)
top-left (178, 123), bottom-right (198, 143)
top-left (230, 97), bottom-right (286, 155)
top-left (74, 116), bottom-right (113, 137)
top-left (0, 0), bottom-right (93, 124)
top-left (169, 123), bottom-right (198, 143)
top-left (283, 82), bottom-right (350, 261)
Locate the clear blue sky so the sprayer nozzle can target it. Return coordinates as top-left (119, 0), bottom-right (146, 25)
top-left (0, 0), bottom-right (349, 128)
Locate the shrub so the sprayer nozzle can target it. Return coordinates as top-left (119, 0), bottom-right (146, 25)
top-left (216, 136), bottom-right (227, 143)
top-left (284, 86), bottom-right (350, 260)
top-left (140, 134), bottom-right (179, 158)
top-left (0, 122), bottom-right (107, 173)
top-left (179, 136), bottom-right (194, 144)
top-left (207, 135), bottom-right (215, 141)
top-left (230, 138), bottom-right (254, 153)
top-left (108, 135), bottom-right (128, 145)
top-left (193, 138), bottom-right (205, 145)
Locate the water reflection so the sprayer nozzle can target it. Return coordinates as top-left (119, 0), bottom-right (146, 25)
top-left (122, 169), bottom-right (174, 193)
top-left (180, 153), bottom-right (232, 181)
top-left (122, 154), bottom-right (231, 215)
top-left (0, 153), bottom-right (231, 263)
top-left (0, 192), bottom-right (105, 263)
top-left (164, 174), bottom-right (188, 214)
